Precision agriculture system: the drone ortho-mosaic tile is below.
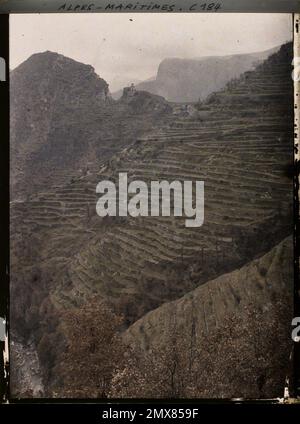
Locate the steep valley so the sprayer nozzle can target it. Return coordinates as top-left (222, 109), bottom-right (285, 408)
top-left (10, 43), bottom-right (294, 398)
top-left (10, 51), bottom-right (172, 200)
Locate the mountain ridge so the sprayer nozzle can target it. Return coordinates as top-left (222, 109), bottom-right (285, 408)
top-left (113, 45), bottom-right (280, 102)
top-left (10, 51), bottom-right (172, 200)
top-left (10, 42), bottom-right (294, 398)
top-left (121, 236), bottom-right (293, 398)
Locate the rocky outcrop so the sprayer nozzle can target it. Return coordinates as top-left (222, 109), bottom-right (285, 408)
top-left (11, 52), bottom-right (109, 199)
top-left (121, 87), bottom-right (172, 114)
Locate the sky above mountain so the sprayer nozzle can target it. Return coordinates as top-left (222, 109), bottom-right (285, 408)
top-left (10, 13), bottom-right (293, 92)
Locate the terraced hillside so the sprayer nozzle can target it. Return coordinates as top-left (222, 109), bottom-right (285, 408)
top-left (10, 43), bottom-right (294, 396)
top-left (10, 51), bottom-right (172, 199)
top-left (57, 43), bottom-right (293, 318)
top-left (121, 236), bottom-right (293, 398)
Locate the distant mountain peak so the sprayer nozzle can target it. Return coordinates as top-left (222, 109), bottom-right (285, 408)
top-left (133, 44), bottom-right (283, 102)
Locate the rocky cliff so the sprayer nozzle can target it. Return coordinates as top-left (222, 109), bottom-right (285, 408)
top-left (132, 46), bottom-right (279, 102)
top-left (11, 51), bottom-right (172, 199)
top-left (11, 52), bottom-right (108, 198)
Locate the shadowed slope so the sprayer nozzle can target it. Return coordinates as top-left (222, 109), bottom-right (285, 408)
top-left (128, 46), bottom-right (280, 102)
top-left (10, 51), bottom-right (172, 199)
top-left (121, 236), bottom-right (293, 398)
top-left (10, 45), bottom-right (294, 393)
